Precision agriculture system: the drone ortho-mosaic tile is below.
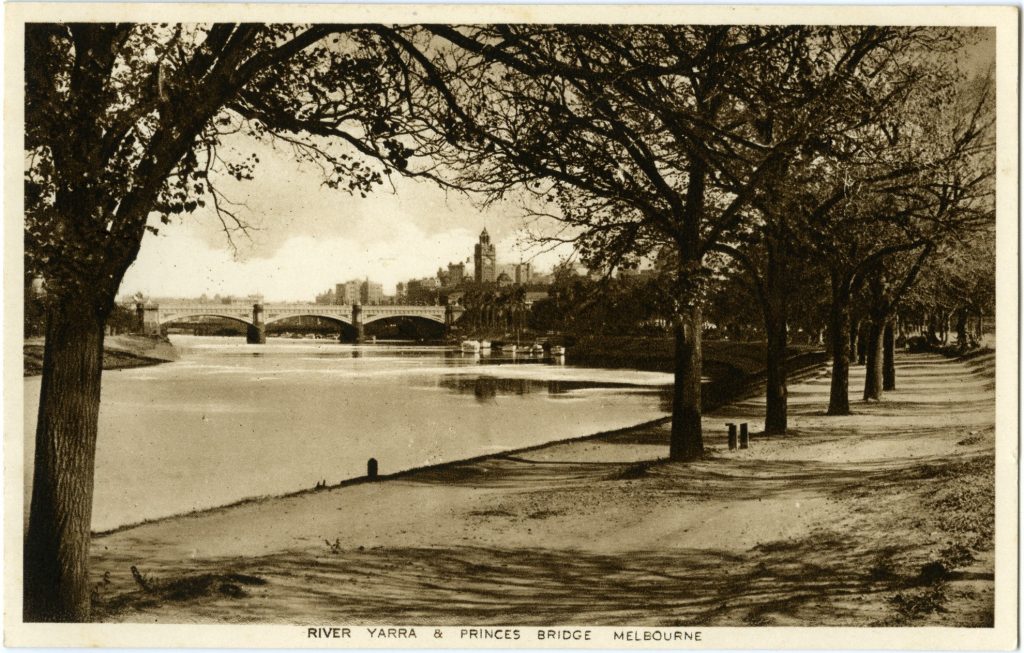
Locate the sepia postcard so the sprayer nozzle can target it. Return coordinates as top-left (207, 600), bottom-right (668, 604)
top-left (4, 3), bottom-right (1019, 649)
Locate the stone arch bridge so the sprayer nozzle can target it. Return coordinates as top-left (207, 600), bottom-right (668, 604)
top-left (139, 301), bottom-right (464, 343)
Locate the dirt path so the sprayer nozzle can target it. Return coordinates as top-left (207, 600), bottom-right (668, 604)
top-left (90, 352), bottom-right (995, 626)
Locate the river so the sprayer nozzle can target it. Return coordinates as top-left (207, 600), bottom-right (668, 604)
top-left (24, 335), bottom-right (673, 532)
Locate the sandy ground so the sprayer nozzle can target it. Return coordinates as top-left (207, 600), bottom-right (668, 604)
top-left (90, 351), bottom-right (995, 626)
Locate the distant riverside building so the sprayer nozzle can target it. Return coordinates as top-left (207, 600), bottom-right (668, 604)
top-left (406, 277), bottom-right (439, 305)
top-left (498, 262), bottom-right (532, 285)
top-left (330, 279), bottom-right (383, 305)
top-left (335, 280), bottom-right (361, 305)
top-left (474, 228), bottom-right (496, 283)
top-left (438, 262), bottom-right (466, 288)
top-left (361, 279), bottom-right (383, 305)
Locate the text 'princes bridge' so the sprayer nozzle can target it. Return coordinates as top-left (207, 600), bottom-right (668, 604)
top-left (138, 301), bottom-right (466, 343)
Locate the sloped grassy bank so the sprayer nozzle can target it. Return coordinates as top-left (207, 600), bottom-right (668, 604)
top-left (24, 334), bottom-right (178, 377)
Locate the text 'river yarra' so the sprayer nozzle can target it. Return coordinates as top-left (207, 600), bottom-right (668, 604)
top-left (11, 8), bottom-right (1016, 649)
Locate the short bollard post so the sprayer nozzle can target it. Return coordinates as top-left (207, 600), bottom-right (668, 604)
top-left (739, 423), bottom-right (749, 449)
top-left (727, 423), bottom-right (737, 450)
top-left (367, 458), bottom-right (378, 480)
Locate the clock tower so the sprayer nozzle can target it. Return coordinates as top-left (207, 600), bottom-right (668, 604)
top-left (474, 228), bottom-right (496, 283)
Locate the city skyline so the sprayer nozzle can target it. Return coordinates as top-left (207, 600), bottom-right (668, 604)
top-left (117, 134), bottom-right (572, 302)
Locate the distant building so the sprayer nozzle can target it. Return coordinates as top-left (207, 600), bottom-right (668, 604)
top-left (438, 262), bottom-right (467, 288)
top-left (335, 280), bottom-right (361, 305)
top-left (315, 288), bottom-right (335, 305)
top-left (395, 282), bottom-right (406, 304)
top-left (474, 228), bottom-right (496, 283)
top-left (406, 277), bottom-right (439, 305)
top-left (496, 262), bottom-right (532, 285)
top-left (361, 279), bottom-right (384, 305)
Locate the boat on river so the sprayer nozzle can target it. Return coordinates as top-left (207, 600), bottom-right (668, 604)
top-left (500, 343), bottom-right (517, 354)
top-left (530, 343), bottom-right (545, 355)
top-left (479, 340), bottom-right (491, 349)
top-left (550, 345), bottom-right (566, 356)
top-left (461, 340), bottom-right (481, 353)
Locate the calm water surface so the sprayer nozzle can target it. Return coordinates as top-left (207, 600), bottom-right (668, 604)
top-left (25, 336), bottom-right (671, 531)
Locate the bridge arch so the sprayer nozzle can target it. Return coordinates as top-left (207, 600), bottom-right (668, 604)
top-left (362, 313), bottom-right (446, 326)
top-left (263, 314), bottom-right (353, 328)
top-left (362, 314), bottom-right (447, 340)
top-left (159, 313), bottom-right (262, 342)
top-left (263, 313), bottom-right (360, 342)
top-left (158, 312), bottom-right (253, 327)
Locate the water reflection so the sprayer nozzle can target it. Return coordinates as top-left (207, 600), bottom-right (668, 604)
top-left (438, 374), bottom-right (671, 405)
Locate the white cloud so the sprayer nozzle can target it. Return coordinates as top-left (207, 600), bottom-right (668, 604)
top-left (121, 227), bottom-right (482, 301)
top-left (119, 130), bottom-right (577, 302)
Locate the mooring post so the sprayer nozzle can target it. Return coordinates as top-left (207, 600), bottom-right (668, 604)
top-left (740, 423), bottom-right (749, 449)
top-left (367, 458), bottom-right (378, 480)
top-left (727, 423), bottom-right (737, 450)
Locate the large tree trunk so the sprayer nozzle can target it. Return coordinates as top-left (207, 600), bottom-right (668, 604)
top-left (856, 321), bottom-right (868, 365)
top-left (848, 316), bottom-right (860, 363)
top-left (955, 308), bottom-right (968, 348)
top-left (926, 312), bottom-right (938, 344)
top-left (882, 319), bottom-right (896, 391)
top-left (764, 315), bottom-right (788, 435)
top-left (762, 234), bottom-right (789, 435)
top-left (669, 304), bottom-right (703, 461)
top-left (827, 284), bottom-right (852, 415)
top-left (862, 318), bottom-right (884, 400)
top-left (24, 300), bottom-right (106, 622)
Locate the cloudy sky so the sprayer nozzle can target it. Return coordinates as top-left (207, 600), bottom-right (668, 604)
top-left (119, 134), bottom-right (571, 302)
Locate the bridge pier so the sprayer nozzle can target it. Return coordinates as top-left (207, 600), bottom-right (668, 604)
top-left (138, 303), bottom-right (161, 336)
top-left (350, 302), bottom-right (365, 343)
top-left (248, 303), bottom-right (266, 344)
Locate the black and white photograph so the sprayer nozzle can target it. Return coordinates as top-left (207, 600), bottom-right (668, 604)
top-left (5, 4), bottom-right (1018, 648)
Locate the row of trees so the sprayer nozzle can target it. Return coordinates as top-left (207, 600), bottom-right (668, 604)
top-left (458, 283), bottom-right (529, 335)
top-left (25, 23), bottom-right (994, 621)
top-left (399, 26), bottom-right (994, 437)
